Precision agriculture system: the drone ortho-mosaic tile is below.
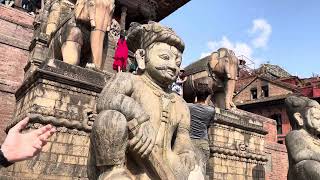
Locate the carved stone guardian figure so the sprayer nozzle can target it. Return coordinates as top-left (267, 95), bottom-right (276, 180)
top-left (285, 96), bottom-right (320, 180)
top-left (48, 0), bottom-right (115, 69)
top-left (183, 48), bottom-right (239, 110)
top-left (87, 22), bottom-right (203, 180)
top-left (208, 48), bottom-right (238, 109)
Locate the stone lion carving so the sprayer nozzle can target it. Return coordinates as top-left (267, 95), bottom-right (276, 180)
top-left (285, 96), bottom-right (320, 180)
top-left (47, 0), bottom-right (115, 69)
top-left (87, 22), bottom-right (203, 180)
top-left (183, 48), bottom-right (239, 110)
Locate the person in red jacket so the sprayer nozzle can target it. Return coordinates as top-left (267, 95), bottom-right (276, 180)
top-left (113, 30), bottom-right (128, 72)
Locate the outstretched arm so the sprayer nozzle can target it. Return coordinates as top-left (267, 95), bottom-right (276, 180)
top-left (1, 117), bottom-right (56, 166)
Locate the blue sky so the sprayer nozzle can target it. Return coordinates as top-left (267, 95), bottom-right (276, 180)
top-left (160, 0), bottom-right (320, 78)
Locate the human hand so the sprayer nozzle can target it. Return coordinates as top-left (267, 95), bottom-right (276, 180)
top-left (1, 117), bottom-right (56, 162)
top-left (129, 119), bottom-right (156, 158)
top-left (179, 152), bottom-right (196, 172)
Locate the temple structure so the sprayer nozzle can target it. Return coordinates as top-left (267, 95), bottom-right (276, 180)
top-left (0, 1), bottom-right (191, 179)
top-left (0, 1), bottom-right (295, 180)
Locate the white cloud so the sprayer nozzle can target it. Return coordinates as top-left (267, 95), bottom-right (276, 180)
top-left (199, 18), bottom-right (272, 67)
top-left (201, 36), bottom-right (253, 59)
top-left (249, 19), bottom-right (272, 48)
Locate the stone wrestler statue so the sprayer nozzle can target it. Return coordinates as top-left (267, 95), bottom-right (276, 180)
top-left (285, 96), bottom-right (320, 180)
top-left (88, 22), bottom-right (202, 180)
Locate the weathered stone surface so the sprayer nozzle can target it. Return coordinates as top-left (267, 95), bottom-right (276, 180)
top-left (285, 96), bottom-right (320, 180)
top-left (46, 0), bottom-right (115, 69)
top-left (207, 108), bottom-right (268, 180)
top-left (2, 59), bottom-right (105, 179)
top-left (6, 59), bottom-right (109, 133)
top-left (88, 22), bottom-right (201, 180)
top-left (0, 55), bottom-right (271, 180)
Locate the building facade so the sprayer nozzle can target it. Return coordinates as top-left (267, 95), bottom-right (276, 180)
top-left (235, 64), bottom-right (320, 144)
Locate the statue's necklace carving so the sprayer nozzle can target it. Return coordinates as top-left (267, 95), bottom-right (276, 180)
top-left (141, 75), bottom-right (175, 100)
top-left (302, 130), bottom-right (320, 146)
top-left (141, 75), bottom-right (175, 157)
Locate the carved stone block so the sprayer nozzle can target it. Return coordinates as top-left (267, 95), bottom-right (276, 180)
top-left (1, 59), bottom-right (110, 179)
top-left (207, 108), bottom-right (268, 180)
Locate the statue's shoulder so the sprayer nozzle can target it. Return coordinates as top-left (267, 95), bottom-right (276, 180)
top-left (111, 72), bottom-right (137, 82)
top-left (173, 93), bottom-right (185, 103)
top-left (173, 93), bottom-right (189, 112)
top-left (286, 130), bottom-right (309, 146)
top-left (286, 130), bottom-right (303, 140)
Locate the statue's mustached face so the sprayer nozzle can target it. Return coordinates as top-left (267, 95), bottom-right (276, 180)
top-left (155, 65), bottom-right (176, 79)
top-left (145, 42), bottom-right (182, 85)
top-left (306, 106), bottom-right (320, 135)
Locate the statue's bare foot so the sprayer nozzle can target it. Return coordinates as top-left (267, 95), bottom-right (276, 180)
top-left (85, 63), bottom-right (106, 73)
top-left (98, 166), bottom-right (132, 180)
top-left (230, 102), bottom-right (237, 109)
top-left (86, 63), bottom-right (96, 69)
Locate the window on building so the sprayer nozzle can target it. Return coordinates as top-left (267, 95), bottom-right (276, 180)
top-left (261, 85), bottom-right (269, 97)
top-left (251, 88), bottom-right (258, 99)
top-left (277, 140), bottom-right (284, 144)
top-left (270, 114), bottom-right (282, 135)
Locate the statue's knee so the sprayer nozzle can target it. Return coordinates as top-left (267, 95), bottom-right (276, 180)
top-left (90, 110), bottom-right (128, 166)
top-left (94, 110), bottom-right (127, 129)
top-left (92, 110), bottom-right (128, 142)
top-left (295, 160), bottom-right (320, 180)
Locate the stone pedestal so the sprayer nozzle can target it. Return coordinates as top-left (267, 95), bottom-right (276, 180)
top-left (207, 108), bottom-right (268, 180)
top-left (1, 59), bottom-right (110, 179)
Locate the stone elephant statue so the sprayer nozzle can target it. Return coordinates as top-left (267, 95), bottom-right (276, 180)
top-left (183, 48), bottom-right (239, 110)
top-left (47, 0), bottom-right (115, 69)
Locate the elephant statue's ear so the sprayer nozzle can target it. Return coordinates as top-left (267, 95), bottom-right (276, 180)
top-left (211, 52), bottom-right (218, 59)
top-left (135, 49), bottom-right (146, 71)
top-left (219, 48), bottom-right (227, 58)
top-left (209, 52), bottom-right (219, 70)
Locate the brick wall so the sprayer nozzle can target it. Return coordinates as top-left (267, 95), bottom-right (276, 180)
top-left (0, 5), bottom-right (34, 141)
top-left (234, 78), bottom-right (293, 104)
top-left (235, 103), bottom-right (289, 180)
top-left (268, 83), bottom-right (292, 97)
top-left (263, 115), bottom-right (288, 180)
top-left (265, 143), bottom-right (288, 180)
top-left (250, 104), bottom-right (291, 143)
top-left (235, 75), bottom-right (255, 92)
top-left (0, 91), bottom-right (15, 140)
top-left (208, 122), bottom-right (266, 180)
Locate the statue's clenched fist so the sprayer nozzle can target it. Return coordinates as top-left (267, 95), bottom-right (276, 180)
top-left (128, 115), bottom-right (156, 158)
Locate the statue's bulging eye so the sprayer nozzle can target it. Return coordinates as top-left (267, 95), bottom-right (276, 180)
top-left (159, 54), bottom-right (170, 60)
top-left (176, 60), bottom-right (181, 66)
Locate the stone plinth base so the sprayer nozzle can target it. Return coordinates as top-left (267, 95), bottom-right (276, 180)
top-left (0, 59), bottom-right (109, 179)
top-left (207, 108), bottom-right (268, 180)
